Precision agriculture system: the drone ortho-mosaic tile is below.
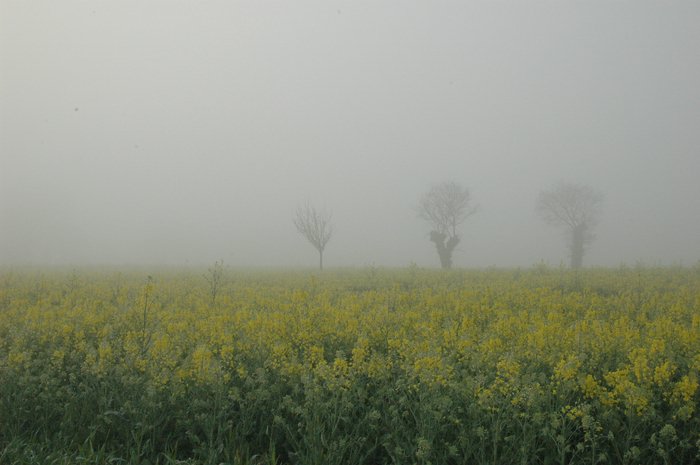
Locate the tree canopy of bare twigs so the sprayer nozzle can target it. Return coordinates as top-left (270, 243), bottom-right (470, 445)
top-left (293, 203), bottom-right (333, 270)
top-left (418, 182), bottom-right (477, 269)
top-left (536, 183), bottom-right (603, 269)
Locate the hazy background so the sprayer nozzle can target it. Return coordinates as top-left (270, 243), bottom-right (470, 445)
top-left (1, 1), bottom-right (699, 268)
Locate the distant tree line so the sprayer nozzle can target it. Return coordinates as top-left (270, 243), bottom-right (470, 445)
top-left (294, 181), bottom-right (603, 270)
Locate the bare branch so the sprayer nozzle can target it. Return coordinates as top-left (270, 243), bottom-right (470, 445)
top-left (536, 183), bottom-right (603, 230)
top-left (293, 202), bottom-right (333, 269)
top-left (418, 181), bottom-right (476, 237)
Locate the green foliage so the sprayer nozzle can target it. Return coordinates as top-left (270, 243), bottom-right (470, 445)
top-left (0, 267), bottom-right (698, 464)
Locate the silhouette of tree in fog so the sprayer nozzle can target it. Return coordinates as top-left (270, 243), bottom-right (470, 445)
top-left (536, 183), bottom-right (603, 269)
top-left (293, 203), bottom-right (333, 270)
top-left (418, 182), bottom-right (477, 269)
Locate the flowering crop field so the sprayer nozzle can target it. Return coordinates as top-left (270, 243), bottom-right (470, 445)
top-left (1, 267), bottom-right (699, 465)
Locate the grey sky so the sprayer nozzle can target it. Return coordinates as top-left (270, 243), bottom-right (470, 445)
top-left (1, 1), bottom-right (699, 267)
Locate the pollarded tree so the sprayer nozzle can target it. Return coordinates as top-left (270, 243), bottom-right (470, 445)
top-left (536, 183), bottom-right (603, 269)
top-left (418, 182), bottom-right (477, 269)
top-left (293, 203), bottom-right (333, 270)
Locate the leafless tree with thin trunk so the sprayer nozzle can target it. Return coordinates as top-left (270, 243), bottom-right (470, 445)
top-left (293, 203), bottom-right (333, 270)
top-left (204, 259), bottom-right (224, 306)
top-left (418, 181), bottom-right (477, 269)
top-left (536, 183), bottom-right (603, 269)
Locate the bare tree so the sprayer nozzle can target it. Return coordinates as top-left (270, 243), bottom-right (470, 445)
top-left (293, 203), bottom-right (333, 270)
top-left (204, 259), bottom-right (224, 306)
top-left (418, 182), bottom-right (477, 269)
top-left (536, 183), bottom-right (603, 269)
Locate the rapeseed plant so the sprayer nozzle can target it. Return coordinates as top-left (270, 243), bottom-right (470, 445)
top-left (0, 267), bottom-right (698, 464)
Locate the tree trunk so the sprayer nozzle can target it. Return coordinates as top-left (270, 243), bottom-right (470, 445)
top-left (319, 249), bottom-right (323, 271)
top-left (445, 235), bottom-right (459, 268)
top-left (439, 250), bottom-right (451, 269)
top-left (430, 231), bottom-right (460, 269)
top-left (570, 224), bottom-right (585, 269)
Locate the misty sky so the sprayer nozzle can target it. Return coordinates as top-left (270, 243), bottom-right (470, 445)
top-left (1, 1), bottom-right (699, 268)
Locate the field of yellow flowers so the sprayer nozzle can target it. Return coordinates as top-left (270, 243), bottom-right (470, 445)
top-left (1, 266), bottom-right (699, 465)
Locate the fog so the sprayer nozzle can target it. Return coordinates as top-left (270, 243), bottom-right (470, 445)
top-left (1, 1), bottom-right (699, 268)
